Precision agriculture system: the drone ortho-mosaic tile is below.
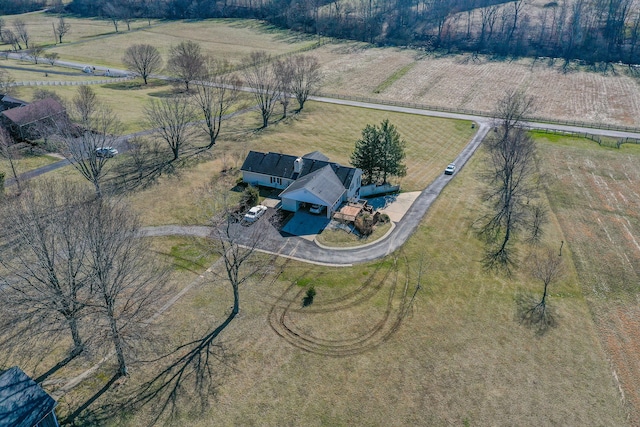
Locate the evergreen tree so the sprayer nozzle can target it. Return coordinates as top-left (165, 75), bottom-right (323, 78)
top-left (350, 119), bottom-right (407, 185)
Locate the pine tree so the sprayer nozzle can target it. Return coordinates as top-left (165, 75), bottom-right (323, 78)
top-left (350, 120), bottom-right (407, 185)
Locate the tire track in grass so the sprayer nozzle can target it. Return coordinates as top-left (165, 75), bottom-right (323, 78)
top-left (269, 256), bottom-right (417, 357)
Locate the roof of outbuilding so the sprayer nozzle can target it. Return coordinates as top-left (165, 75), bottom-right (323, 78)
top-left (1, 98), bottom-right (66, 127)
top-left (279, 165), bottom-right (346, 207)
top-left (241, 151), bottom-right (358, 190)
top-left (0, 366), bottom-right (57, 427)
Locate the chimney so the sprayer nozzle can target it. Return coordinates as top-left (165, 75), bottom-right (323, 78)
top-left (294, 157), bottom-right (303, 174)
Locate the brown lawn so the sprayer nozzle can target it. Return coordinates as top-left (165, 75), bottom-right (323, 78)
top-left (537, 134), bottom-right (640, 424)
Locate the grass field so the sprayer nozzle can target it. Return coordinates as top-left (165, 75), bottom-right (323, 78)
top-left (13, 120), bottom-right (627, 426)
top-left (1, 11), bottom-right (638, 426)
top-left (315, 221), bottom-right (392, 247)
top-left (0, 148), bottom-right (60, 181)
top-left (0, 13), bottom-right (157, 50)
top-left (315, 44), bottom-right (640, 127)
top-left (536, 134), bottom-right (640, 424)
top-left (122, 101), bottom-right (474, 226)
top-left (52, 137), bottom-right (624, 426)
top-left (48, 19), bottom-right (319, 68)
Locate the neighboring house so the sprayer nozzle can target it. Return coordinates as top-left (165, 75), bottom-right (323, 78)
top-left (241, 150), bottom-right (363, 218)
top-left (1, 98), bottom-right (67, 141)
top-left (0, 366), bottom-right (60, 427)
top-left (0, 94), bottom-right (28, 113)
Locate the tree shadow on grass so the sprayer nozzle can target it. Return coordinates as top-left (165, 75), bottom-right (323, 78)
top-left (62, 373), bottom-right (122, 426)
top-left (124, 311), bottom-right (239, 426)
top-left (515, 291), bottom-right (557, 336)
top-left (35, 348), bottom-right (82, 384)
top-left (57, 311), bottom-right (238, 426)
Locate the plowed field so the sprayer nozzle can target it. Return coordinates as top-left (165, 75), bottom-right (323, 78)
top-left (539, 135), bottom-right (640, 423)
top-left (316, 44), bottom-right (640, 127)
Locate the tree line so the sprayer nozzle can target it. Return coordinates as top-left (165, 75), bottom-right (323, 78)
top-left (0, 0), bottom-right (47, 15)
top-left (65, 0), bottom-right (640, 65)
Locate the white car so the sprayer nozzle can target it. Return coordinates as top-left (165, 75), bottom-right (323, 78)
top-left (309, 204), bottom-right (324, 215)
top-left (444, 163), bottom-right (456, 175)
top-left (96, 147), bottom-right (118, 158)
top-left (243, 205), bottom-right (267, 223)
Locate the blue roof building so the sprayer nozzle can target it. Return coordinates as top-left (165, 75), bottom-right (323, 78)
top-left (0, 367), bottom-right (59, 427)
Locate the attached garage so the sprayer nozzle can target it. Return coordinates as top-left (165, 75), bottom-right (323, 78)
top-left (279, 165), bottom-right (346, 218)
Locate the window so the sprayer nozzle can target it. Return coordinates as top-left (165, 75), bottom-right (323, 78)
top-left (270, 176), bottom-right (282, 185)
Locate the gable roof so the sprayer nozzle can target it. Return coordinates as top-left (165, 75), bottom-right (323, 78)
top-left (241, 151), bottom-right (358, 190)
top-left (0, 95), bottom-right (28, 111)
top-left (279, 165), bottom-right (346, 207)
top-left (0, 366), bottom-right (57, 427)
top-left (2, 98), bottom-right (66, 127)
top-left (302, 151), bottom-right (329, 162)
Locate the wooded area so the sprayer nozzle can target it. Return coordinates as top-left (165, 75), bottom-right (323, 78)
top-left (64, 0), bottom-right (640, 65)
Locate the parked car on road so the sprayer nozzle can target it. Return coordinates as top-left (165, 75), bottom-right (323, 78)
top-left (96, 147), bottom-right (118, 158)
top-left (444, 163), bottom-right (456, 175)
top-left (243, 205), bottom-right (267, 223)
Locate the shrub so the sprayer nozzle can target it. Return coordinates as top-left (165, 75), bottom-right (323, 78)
top-left (240, 185), bottom-right (259, 210)
top-left (302, 286), bottom-right (316, 307)
top-left (355, 213), bottom-right (375, 235)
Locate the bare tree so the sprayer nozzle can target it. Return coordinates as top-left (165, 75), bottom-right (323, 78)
top-left (2, 29), bottom-right (21, 51)
top-left (167, 40), bottom-right (205, 92)
top-left (73, 85), bottom-right (97, 125)
top-left (13, 19), bottom-right (30, 50)
top-left (518, 248), bottom-right (564, 334)
top-left (29, 44), bottom-right (45, 64)
top-left (103, 2), bottom-right (121, 32)
top-left (478, 91), bottom-right (543, 272)
top-left (53, 16), bottom-right (71, 44)
top-left (493, 89), bottom-right (536, 139)
top-left (212, 210), bottom-right (267, 316)
top-left (0, 128), bottom-right (20, 193)
top-left (0, 180), bottom-right (95, 362)
top-left (192, 58), bottom-right (239, 149)
top-left (122, 44), bottom-right (163, 85)
top-left (273, 57), bottom-right (294, 119)
top-left (242, 51), bottom-right (280, 128)
top-left (44, 52), bottom-right (59, 66)
top-left (128, 183), bottom-right (271, 421)
top-left (33, 89), bottom-right (65, 105)
top-left (0, 69), bottom-right (16, 96)
top-left (85, 197), bottom-right (169, 377)
top-left (56, 88), bottom-right (122, 198)
top-left (288, 54), bottom-right (322, 112)
top-left (145, 96), bottom-right (198, 161)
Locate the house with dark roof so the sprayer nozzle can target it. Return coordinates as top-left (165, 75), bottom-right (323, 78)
top-left (240, 150), bottom-right (362, 218)
top-left (0, 366), bottom-right (60, 427)
top-left (0, 94), bottom-right (28, 112)
top-left (1, 98), bottom-right (67, 141)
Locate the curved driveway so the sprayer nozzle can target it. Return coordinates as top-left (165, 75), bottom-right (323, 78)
top-left (143, 121), bottom-right (490, 266)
